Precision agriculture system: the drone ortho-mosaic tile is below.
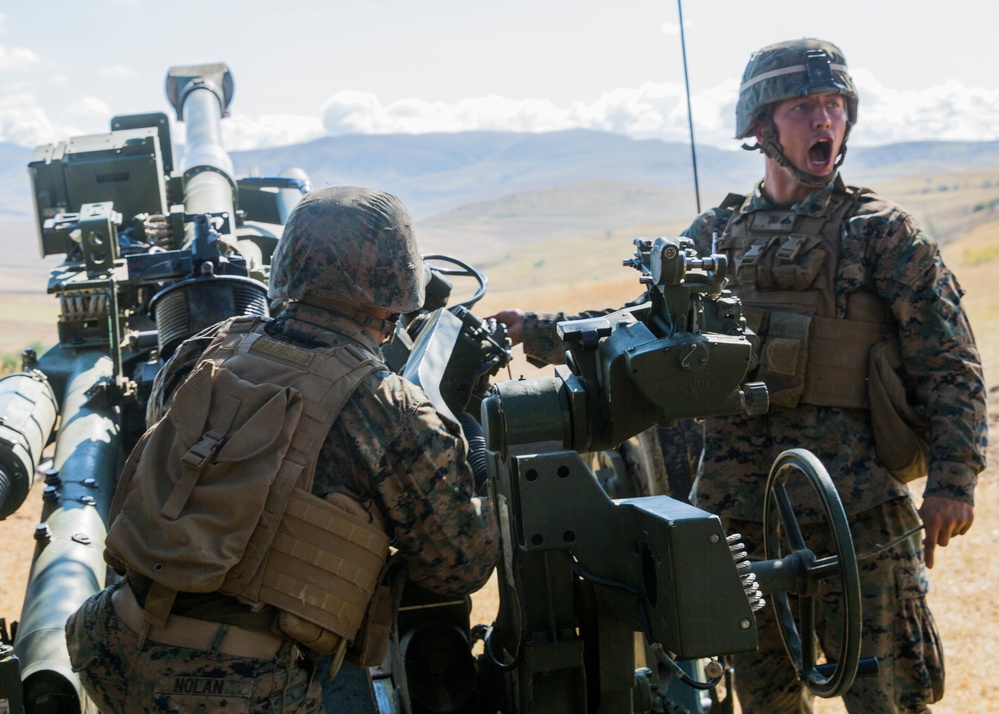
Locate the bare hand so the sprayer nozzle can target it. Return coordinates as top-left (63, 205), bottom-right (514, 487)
top-left (918, 495), bottom-right (974, 568)
top-left (488, 309), bottom-right (526, 346)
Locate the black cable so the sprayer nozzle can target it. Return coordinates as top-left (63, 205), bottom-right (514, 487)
top-left (677, 0), bottom-right (701, 213)
top-left (456, 411), bottom-right (490, 495)
top-left (481, 625), bottom-right (519, 672)
top-left (568, 558), bottom-right (722, 691)
top-left (477, 551), bottom-right (528, 674)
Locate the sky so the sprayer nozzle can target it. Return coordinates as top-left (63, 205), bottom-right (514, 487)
top-left (2, 0), bottom-right (998, 153)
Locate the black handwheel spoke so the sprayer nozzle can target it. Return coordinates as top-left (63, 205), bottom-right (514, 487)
top-left (799, 595), bottom-right (817, 673)
top-left (774, 481), bottom-right (807, 551)
top-left (775, 597), bottom-right (802, 664)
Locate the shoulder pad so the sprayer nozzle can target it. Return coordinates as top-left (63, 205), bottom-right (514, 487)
top-left (719, 192), bottom-right (747, 210)
top-left (219, 315), bottom-right (270, 336)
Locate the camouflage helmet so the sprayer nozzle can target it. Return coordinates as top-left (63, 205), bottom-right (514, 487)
top-left (268, 186), bottom-right (425, 314)
top-left (735, 38), bottom-right (858, 140)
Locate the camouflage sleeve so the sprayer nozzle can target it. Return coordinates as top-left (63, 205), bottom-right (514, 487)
top-left (522, 294), bottom-right (649, 367)
top-left (330, 373), bottom-right (498, 597)
top-left (522, 311), bottom-right (581, 366)
top-left (856, 198), bottom-right (988, 505)
top-left (681, 206), bottom-right (734, 255)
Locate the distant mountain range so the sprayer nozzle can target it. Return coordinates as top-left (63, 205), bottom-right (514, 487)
top-left (6, 129), bottom-right (999, 222)
top-left (226, 130), bottom-right (763, 219)
top-left (6, 130), bottom-right (999, 276)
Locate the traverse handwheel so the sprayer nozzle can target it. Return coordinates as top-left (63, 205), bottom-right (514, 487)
top-left (762, 448), bottom-right (861, 698)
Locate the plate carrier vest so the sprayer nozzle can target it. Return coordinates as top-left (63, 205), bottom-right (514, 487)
top-left (105, 316), bottom-right (391, 652)
top-left (715, 185), bottom-right (929, 481)
top-left (716, 185), bottom-right (896, 409)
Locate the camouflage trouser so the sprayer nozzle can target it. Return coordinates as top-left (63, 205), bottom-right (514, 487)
top-left (655, 420), bottom-right (703, 500)
top-left (727, 497), bottom-right (944, 714)
top-left (65, 582), bottom-right (322, 714)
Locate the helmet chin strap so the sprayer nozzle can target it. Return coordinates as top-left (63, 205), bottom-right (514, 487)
top-left (753, 117), bottom-right (849, 189)
top-left (300, 294), bottom-right (400, 336)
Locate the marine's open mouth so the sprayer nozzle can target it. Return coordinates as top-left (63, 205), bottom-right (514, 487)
top-left (809, 139), bottom-right (833, 167)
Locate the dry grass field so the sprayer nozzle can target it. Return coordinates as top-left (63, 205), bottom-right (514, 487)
top-left (2, 193), bottom-right (998, 711)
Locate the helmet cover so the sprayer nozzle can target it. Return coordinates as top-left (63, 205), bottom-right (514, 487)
top-left (268, 186), bottom-right (424, 313)
top-left (735, 38), bottom-right (858, 140)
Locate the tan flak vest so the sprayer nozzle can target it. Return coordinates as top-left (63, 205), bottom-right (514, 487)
top-left (716, 186), bottom-right (929, 481)
top-left (105, 316), bottom-right (391, 656)
top-left (717, 185), bottom-right (895, 409)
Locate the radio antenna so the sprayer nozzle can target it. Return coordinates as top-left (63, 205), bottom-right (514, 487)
top-left (677, 0), bottom-right (701, 213)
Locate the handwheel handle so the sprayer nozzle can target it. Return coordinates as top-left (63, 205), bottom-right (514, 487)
top-left (816, 657), bottom-right (879, 679)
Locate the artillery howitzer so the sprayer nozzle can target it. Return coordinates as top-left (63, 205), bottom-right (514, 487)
top-left (0, 62), bottom-right (313, 712)
top-left (0, 61), bottom-right (514, 714)
top-left (364, 237), bottom-right (872, 713)
top-left (0, 60), bottom-right (869, 713)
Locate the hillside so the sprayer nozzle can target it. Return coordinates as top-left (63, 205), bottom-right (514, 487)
top-left (4, 130), bottom-right (999, 356)
top-left (7, 130), bottom-right (999, 221)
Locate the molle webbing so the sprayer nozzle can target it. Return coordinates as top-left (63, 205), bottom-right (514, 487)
top-left (722, 186), bottom-right (895, 409)
top-left (245, 488), bottom-right (390, 640)
top-left (801, 315), bottom-right (895, 408)
top-left (201, 317), bottom-right (371, 494)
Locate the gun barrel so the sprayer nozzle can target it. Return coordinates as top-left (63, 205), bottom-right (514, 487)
top-left (165, 63), bottom-right (238, 247)
top-left (14, 350), bottom-right (121, 711)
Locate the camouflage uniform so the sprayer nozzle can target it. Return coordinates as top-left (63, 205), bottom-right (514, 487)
top-left (66, 583), bottom-right (322, 714)
top-left (66, 187), bottom-right (498, 713)
top-left (685, 176), bottom-right (986, 713)
top-left (685, 39), bottom-right (988, 714)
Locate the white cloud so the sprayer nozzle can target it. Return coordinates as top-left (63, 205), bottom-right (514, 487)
top-left (220, 113), bottom-right (326, 151)
top-left (311, 77), bottom-right (999, 151)
top-left (661, 22), bottom-right (680, 35)
top-left (101, 65), bottom-right (136, 78)
top-left (577, 82), bottom-right (691, 137)
top-left (0, 93), bottom-right (115, 147)
top-left (48, 97), bottom-right (115, 138)
top-left (0, 45), bottom-right (40, 72)
top-left (850, 69), bottom-right (999, 146)
top-left (7, 73), bottom-right (999, 153)
top-left (65, 96), bottom-right (112, 121)
top-left (0, 93), bottom-right (60, 146)
top-left (322, 91), bottom-right (582, 135)
top-left (321, 91), bottom-right (390, 135)
top-left (320, 84), bottom-right (703, 140)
